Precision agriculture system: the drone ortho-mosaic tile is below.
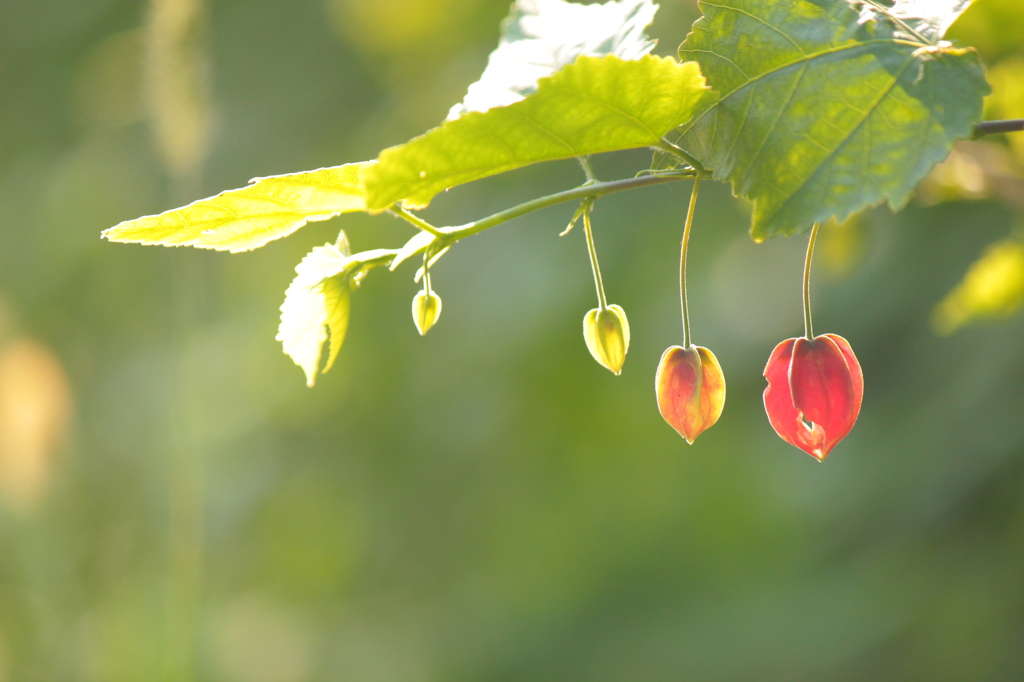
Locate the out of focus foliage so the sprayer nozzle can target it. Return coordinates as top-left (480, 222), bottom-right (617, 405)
top-left (932, 233), bottom-right (1024, 334)
top-left (929, 0), bottom-right (1024, 332)
top-left (1, 0), bottom-right (1024, 681)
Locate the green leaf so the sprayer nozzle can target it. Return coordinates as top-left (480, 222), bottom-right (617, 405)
top-left (671, 0), bottom-right (989, 240)
top-left (448, 0), bottom-right (658, 119)
top-left (276, 244), bottom-right (352, 387)
top-left (103, 163), bottom-right (368, 252)
top-left (365, 54), bottom-right (715, 211)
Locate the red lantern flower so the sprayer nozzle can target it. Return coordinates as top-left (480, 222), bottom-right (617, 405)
top-left (762, 334), bottom-right (863, 461)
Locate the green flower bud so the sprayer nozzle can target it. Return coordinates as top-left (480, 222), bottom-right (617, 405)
top-left (412, 289), bottom-right (442, 335)
top-left (583, 304), bottom-right (630, 375)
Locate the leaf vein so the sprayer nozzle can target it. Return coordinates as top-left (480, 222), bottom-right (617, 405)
top-left (679, 39), bottom-right (920, 137)
top-left (698, 0), bottom-right (807, 55)
top-left (760, 54), bottom-right (918, 229)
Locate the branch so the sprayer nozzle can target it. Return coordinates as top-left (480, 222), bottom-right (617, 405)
top-left (379, 170), bottom-right (698, 271)
top-left (972, 119), bottom-right (1024, 139)
top-left (449, 171), bottom-right (697, 241)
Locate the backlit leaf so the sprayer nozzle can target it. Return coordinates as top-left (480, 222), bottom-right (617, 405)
top-left (365, 54), bottom-right (714, 211)
top-left (103, 163), bottom-right (368, 252)
top-left (277, 244), bottom-right (352, 387)
top-left (670, 0), bottom-right (989, 240)
top-left (448, 0), bottom-right (658, 119)
top-left (856, 0), bottom-right (973, 43)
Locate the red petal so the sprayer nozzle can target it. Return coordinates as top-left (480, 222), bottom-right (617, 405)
top-left (790, 336), bottom-right (858, 459)
top-left (823, 333), bottom-right (863, 419)
top-left (763, 338), bottom-right (821, 456)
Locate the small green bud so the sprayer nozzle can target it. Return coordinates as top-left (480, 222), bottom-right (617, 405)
top-left (583, 304), bottom-right (630, 375)
top-left (412, 289), bottom-right (442, 335)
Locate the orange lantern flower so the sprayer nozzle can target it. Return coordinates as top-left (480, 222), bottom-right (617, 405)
top-left (655, 178), bottom-right (726, 443)
top-left (656, 345), bottom-right (726, 444)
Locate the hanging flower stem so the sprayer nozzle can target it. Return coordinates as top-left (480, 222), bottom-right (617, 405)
top-left (582, 206), bottom-right (608, 311)
top-left (422, 250), bottom-right (433, 296)
top-left (803, 221), bottom-right (821, 340)
top-left (680, 177), bottom-right (701, 349)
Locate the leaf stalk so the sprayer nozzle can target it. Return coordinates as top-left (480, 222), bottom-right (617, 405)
top-left (389, 205), bottom-right (446, 238)
top-left (657, 140), bottom-right (707, 176)
top-left (577, 156), bottom-right (598, 183)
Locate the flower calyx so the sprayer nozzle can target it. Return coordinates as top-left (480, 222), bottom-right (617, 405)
top-left (583, 304), bottom-right (630, 375)
top-left (412, 289), bottom-right (442, 335)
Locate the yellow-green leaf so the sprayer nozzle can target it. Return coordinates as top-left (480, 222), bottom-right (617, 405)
top-left (364, 55), bottom-right (714, 211)
top-left (276, 244), bottom-right (352, 387)
top-left (103, 163), bottom-right (368, 253)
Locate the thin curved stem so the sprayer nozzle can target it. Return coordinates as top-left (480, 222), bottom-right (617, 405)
top-left (390, 205), bottom-right (446, 238)
top-left (422, 251), bottom-right (433, 296)
top-left (450, 171), bottom-right (696, 241)
top-left (680, 177), bottom-right (701, 348)
top-left (582, 206), bottom-right (608, 310)
top-left (803, 222), bottom-right (821, 340)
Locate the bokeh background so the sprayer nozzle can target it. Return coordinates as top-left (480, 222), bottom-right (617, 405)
top-left (1, 0), bottom-right (1024, 679)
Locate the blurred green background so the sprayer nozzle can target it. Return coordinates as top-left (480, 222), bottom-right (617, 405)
top-left (2, 0), bottom-right (1024, 679)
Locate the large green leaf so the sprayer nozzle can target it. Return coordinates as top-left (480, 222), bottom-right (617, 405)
top-left (448, 0), bottom-right (658, 119)
top-left (671, 0), bottom-right (989, 240)
top-left (276, 243), bottom-right (353, 387)
top-left (103, 163), bottom-right (368, 252)
top-left (365, 54), bottom-right (714, 211)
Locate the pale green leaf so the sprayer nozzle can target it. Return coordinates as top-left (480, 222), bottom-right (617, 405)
top-left (103, 163), bottom-right (368, 253)
top-left (322, 277), bottom-right (351, 375)
top-left (448, 0), bottom-right (658, 119)
top-left (671, 0), bottom-right (989, 240)
top-left (365, 54), bottom-right (714, 211)
top-left (276, 244), bottom-right (351, 387)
